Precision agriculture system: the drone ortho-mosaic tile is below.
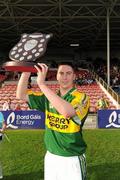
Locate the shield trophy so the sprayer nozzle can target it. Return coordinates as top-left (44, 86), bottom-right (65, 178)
top-left (3, 32), bottom-right (52, 73)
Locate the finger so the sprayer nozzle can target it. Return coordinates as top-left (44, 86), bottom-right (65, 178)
top-left (38, 63), bottom-right (48, 70)
top-left (38, 63), bottom-right (48, 68)
top-left (34, 65), bottom-right (42, 72)
top-left (37, 63), bottom-right (48, 73)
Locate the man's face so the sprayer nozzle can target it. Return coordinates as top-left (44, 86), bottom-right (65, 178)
top-left (57, 65), bottom-right (76, 89)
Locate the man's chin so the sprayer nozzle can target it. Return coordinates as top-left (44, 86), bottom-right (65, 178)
top-left (60, 84), bottom-right (67, 88)
top-left (61, 84), bottom-right (71, 89)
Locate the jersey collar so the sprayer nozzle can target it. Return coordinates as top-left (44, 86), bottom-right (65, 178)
top-left (57, 87), bottom-right (76, 98)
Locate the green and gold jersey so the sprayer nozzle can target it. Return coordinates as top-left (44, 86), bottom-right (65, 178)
top-left (28, 87), bottom-right (90, 156)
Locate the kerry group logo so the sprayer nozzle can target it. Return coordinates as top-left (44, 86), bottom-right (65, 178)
top-left (106, 111), bottom-right (120, 128)
top-left (6, 112), bottom-right (18, 129)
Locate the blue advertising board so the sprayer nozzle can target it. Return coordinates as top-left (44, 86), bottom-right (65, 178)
top-left (1, 110), bottom-right (45, 129)
top-left (98, 110), bottom-right (120, 128)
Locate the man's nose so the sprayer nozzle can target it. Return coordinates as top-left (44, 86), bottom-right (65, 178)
top-left (63, 74), bottom-right (67, 79)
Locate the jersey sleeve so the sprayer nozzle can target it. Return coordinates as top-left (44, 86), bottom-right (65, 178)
top-left (27, 90), bottom-right (46, 112)
top-left (71, 92), bottom-right (90, 126)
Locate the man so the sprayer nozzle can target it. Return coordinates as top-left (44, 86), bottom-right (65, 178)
top-left (16, 62), bottom-right (90, 180)
top-left (2, 98), bottom-right (13, 111)
top-left (96, 95), bottom-right (109, 110)
top-left (0, 112), bottom-right (6, 179)
top-left (0, 112), bottom-right (6, 141)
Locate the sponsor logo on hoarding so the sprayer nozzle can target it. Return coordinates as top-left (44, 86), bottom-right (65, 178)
top-left (6, 112), bottom-right (18, 129)
top-left (106, 111), bottom-right (120, 128)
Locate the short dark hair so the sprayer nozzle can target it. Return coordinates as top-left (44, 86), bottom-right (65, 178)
top-left (57, 61), bottom-right (77, 72)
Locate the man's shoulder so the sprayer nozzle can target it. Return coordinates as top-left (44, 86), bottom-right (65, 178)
top-left (71, 89), bottom-right (89, 104)
top-left (72, 89), bottom-right (85, 95)
top-left (72, 89), bottom-right (89, 99)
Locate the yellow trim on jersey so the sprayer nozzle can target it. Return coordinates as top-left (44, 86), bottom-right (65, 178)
top-left (27, 90), bottom-right (43, 96)
top-left (45, 110), bottom-right (80, 133)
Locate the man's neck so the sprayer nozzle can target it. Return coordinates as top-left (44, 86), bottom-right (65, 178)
top-left (59, 86), bottom-right (74, 96)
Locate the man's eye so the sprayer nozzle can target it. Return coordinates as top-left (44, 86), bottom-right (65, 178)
top-left (67, 72), bottom-right (72, 75)
top-left (59, 72), bottom-right (64, 75)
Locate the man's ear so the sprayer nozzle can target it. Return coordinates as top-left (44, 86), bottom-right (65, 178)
top-left (56, 73), bottom-right (58, 81)
top-left (73, 74), bottom-right (76, 81)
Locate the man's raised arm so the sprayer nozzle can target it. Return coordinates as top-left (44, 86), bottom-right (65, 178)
top-left (16, 72), bottom-right (31, 101)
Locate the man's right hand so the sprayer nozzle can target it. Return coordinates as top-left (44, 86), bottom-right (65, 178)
top-left (34, 63), bottom-right (48, 86)
top-left (0, 129), bottom-right (4, 133)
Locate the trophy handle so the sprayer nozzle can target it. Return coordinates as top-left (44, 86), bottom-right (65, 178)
top-left (3, 61), bottom-right (37, 73)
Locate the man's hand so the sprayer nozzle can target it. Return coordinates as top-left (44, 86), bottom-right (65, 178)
top-left (34, 63), bottom-right (48, 86)
top-left (0, 129), bottom-right (4, 133)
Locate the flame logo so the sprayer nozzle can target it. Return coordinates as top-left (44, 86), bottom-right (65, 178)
top-left (106, 111), bottom-right (120, 128)
top-left (6, 112), bottom-right (18, 129)
top-left (109, 111), bottom-right (117, 123)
